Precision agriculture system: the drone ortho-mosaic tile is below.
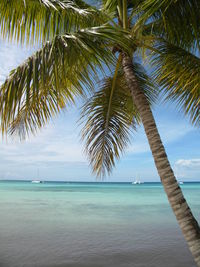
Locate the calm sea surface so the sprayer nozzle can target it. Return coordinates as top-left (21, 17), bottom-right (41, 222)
top-left (0, 181), bottom-right (199, 267)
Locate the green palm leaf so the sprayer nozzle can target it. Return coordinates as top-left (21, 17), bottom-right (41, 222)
top-left (0, 0), bottom-right (105, 45)
top-left (81, 59), bottom-right (157, 177)
top-left (0, 25), bottom-right (133, 137)
top-left (8, 85), bottom-right (68, 139)
top-left (101, 0), bottom-right (118, 17)
top-left (152, 41), bottom-right (200, 126)
top-left (134, 0), bottom-right (200, 49)
top-left (81, 71), bottom-right (136, 177)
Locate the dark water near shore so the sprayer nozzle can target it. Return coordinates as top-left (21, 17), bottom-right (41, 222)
top-left (0, 181), bottom-right (199, 267)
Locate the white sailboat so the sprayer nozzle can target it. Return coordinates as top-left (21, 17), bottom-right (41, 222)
top-left (132, 180), bottom-right (141, 185)
top-left (175, 171), bottom-right (184, 185)
top-left (132, 174), bottom-right (143, 185)
top-left (31, 169), bottom-right (42, 183)
top-left (31, 180), bottom-right (42, 184)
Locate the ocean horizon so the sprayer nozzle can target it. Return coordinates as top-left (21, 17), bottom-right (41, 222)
top-left (0, 180), bottom-right (199, 267)
top-left (1, 179), bottom-right (200, 183)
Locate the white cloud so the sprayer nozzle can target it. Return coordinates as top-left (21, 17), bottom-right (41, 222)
top-left (0, 122), bottom-right (86, 164)
top-left (174, 159), bottom-right (200, 180)
top-left (175, 159), bottom-right (200, 168)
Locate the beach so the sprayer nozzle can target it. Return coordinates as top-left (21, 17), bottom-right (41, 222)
top-left (0, 181), bottom-right (199, 267)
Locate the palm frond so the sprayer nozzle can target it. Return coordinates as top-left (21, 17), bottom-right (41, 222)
top-left (0, 24), bottom-right (134, 137)
top-left (81, 60), bottom-right (157, 177)
top-left (101, 0), bottom-right (118, 17)
top-left (8, 85), bottom-right (68, 139)
top-left (0, 0), bottom-right (105, 45)
top-left (0, 29), bottom-right (111, 137)
top-left (81, 71), bottom-right (137, 177)
top-left (134, 0), bottom-right (200, 50)
top-left (152, 41), bottom-right (200, 126)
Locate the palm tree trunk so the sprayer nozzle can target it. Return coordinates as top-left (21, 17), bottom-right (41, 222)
top-left (122, 53), bottom-right (200, 266)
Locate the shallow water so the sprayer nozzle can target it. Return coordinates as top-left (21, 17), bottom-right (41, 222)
top-left (0, 181), bottom-right (199, 267)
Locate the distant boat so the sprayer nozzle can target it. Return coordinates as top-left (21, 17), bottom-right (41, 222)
top-left (31, 180), bottom-right (42, 184)
top-left (132, 178), bottom-right (143, 185)
top-left (132, 180), bottom-right (141, 185)
top-left (31, 169), bottom-right (43, 184)
top-left (132, 173), bottom-right (143, 185)
top-left (175, 172), bottom-right (184, 185)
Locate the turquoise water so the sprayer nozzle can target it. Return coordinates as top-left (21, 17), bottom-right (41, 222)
top-left (0, 181), bottom-right (199, 267)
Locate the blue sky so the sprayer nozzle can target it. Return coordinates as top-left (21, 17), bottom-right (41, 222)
top-left (0, 39), bottom-right (199, 182)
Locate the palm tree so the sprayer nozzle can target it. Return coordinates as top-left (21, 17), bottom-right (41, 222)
top-left (0, 0), bottom-right (200, 265)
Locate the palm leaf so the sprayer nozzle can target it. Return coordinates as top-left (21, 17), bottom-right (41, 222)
top-left (0, 25), bottom-right (133, 137)
top-left (133, 0), bottom-right (200, 50)
top-left (81, 60), bottom-right (157, 177)
top-left (81, 71), bottom-right (137, 178)
top-left (152, 41), bottom-right (200, 126)
top-left (0, 0), bottom-right (105, 45)
top-left (8, 86), bottom-right (68, 139)
top-left (101, 0), bottom-right (118, 17)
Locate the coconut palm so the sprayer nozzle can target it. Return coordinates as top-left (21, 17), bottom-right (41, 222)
top-left (0, 0), bottom-right (200, 265)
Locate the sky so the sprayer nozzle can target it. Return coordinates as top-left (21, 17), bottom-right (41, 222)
top-left (0, 39), bottom-right (199, 182)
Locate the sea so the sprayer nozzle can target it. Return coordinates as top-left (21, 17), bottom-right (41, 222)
top-left (0, 180), bottom-right (199, 267)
